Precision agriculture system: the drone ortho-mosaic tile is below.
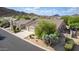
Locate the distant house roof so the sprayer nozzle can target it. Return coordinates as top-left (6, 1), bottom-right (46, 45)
top-left (14, 18), bottom-right (39, 27)
top-left (26, 19), bottom-right (39, 27)
top-left (26, 17), bottom-right (64, 29)
top-left (48, 17), bottom-right (64, 29)
top-left (52, 18), bottom-right (64, 29)
top-left (15, 20), bottom-right (31, 26)
top-left (14, 17), bottom-right (64, 30)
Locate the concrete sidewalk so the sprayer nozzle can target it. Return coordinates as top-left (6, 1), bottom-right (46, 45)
top-left (15, 30), bottom-right (34, 39)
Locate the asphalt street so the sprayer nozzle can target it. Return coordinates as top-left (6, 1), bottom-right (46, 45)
top-left (0, 28), bottom-right (45, 51)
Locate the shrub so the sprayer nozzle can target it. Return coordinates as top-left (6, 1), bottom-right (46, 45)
top-left (64, 37), bottom-right (75, 51)
top-left (54, 31), bottom-right (60, 37)
top-left (49, 33), bottom-right (59, 45)
top-left (16, 27), bottom-right (21, 32)
top-left (68, 16), bottom-right (79, 29)
top-left (42, 32), bottom-right (60, 46)
top-left (67, 40), bottom-right (74, 44)
top-left (35, 19), bottom-right (56, 39)
top-left (42, 34), bottom-right (50, 45)
top-left (65, 37), bottom-right (74, 44)
top-left (61, 16), bottom-right (70, 25)
top-left (0, 20), bottom-right (10, 28)
top-left (12, 25), bottom-right (21, 33)
top-left (64, 43), bottom-right (73, 51)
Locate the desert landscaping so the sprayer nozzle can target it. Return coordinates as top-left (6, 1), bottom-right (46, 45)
top-left (0, 7), bottom-right (79, 51)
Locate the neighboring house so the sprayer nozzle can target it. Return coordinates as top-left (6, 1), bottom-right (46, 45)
top-left (25, 16), bottom-right (66, 33)
top-left (20, 16), bottom-right (66, 33)
top-left (14, 18), bottom-right (39, 31)
top-left (3, 16), bottom-right (66, 33)
top-left (51, 17), bottom-right (66, 33)
top-left (15, 20), bottom-right (31, 29)
top-left (2, 16), bottom-right (38, 32)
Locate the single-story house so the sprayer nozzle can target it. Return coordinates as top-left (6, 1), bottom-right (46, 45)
top-left (11, 18), bottom-right (39, 32)
top-left (51, 17), bottom-right (66, 33)
top-left (9, 16), bottom-right (66, 33)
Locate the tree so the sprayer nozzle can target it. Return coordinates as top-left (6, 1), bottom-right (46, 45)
top-left (61, 16), bottom-right (70, 25)
top-left (68, 16), bottom-right (79, 29)
top-left (61, 16), bottom-right (79, 30)
top-left (35, 19), bottom-right (56, 39)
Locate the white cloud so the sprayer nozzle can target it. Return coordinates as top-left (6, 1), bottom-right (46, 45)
top-left (7, 7), bottom-right (79, 16)
top-left (24, 7), bottom-right (40, 11)
top-left (57, 7), bottom-right (79, 15)
top-left (23, 7), bottom-right (40, 13)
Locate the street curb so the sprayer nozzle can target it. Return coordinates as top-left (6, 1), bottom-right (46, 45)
top-left (0, 27), bottom-right (52, 51)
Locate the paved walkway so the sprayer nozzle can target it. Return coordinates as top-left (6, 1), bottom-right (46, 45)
top-left (15, 30), bottom-right (34, 39)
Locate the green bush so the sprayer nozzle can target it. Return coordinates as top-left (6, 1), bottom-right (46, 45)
top-left (67, 40), bottom-right (74, 44)
top-left (35, 19), bottom-right (56, 39)
top-left (0, 20), bottom-right (10, 28)
top-left (61, 16), bottom-right (79, 29)
top-left (65, 37), bottom-right (74, 44)
top-left (42, 34), bottom-right (50, 45)
top-left (61, 16), bottom-right (70, 25)
top-left (15, 15), bottom-right (31, 20)
top-left (68, 16), bottom-right (79, 29)
top-left (42, 32), bottom-right (60, 46)
top-left (64, 43), bottom-right (73, 51)
top-left (49, 34), bottom-right (59, 44)
top-left (16, 27), bottom-right (21, 32)
top-left (12, 25), bottom-right (21, 33)
top-left (64, 37), bottom-right (75, 51)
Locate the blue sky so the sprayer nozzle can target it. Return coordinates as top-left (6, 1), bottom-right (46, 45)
top-left (7, 7), bottom-right (79, 16)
